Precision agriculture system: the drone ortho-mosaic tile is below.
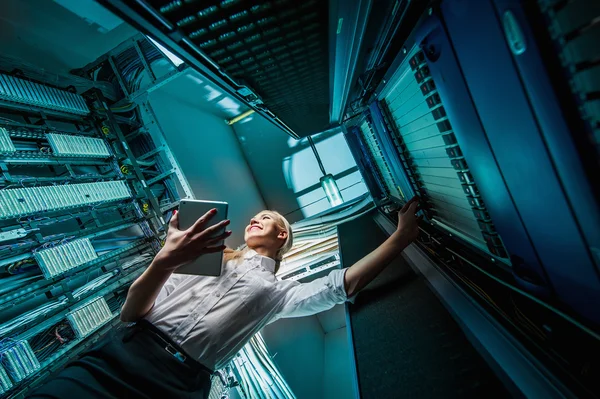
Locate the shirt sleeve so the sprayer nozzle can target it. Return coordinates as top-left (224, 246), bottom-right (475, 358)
top-left (274, 268), bottom-right (356, 321)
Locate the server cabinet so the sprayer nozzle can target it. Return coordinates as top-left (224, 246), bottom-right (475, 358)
top-left (347, 0), bottom-right (600, 326)
top-left (437, 0), bottom-right (600, 324)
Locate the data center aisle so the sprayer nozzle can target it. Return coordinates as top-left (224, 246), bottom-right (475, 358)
top-left (339, 212), bottom-right (509, 398)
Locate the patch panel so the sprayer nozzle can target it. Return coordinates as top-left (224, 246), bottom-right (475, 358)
top-left (0, 180), bottom-right (131, 219)
top-left (0, 73), bottom-right (89, 115)
top-left (0, 33), bottom-right (181, 399)
top-left (66, 297), bottom-right (113, 338)
top-left (0, 127), bottom-right (16, 153)
top-left (34, 238), bottom-right (98, 279)
top-left (359, 120), bottom-right (403, 200)
top-left (0, 363), bottom-right (12, 395)
top-left (46, 133), bottom-right (110, 158)
top-left (0, 340), bottom-right (40, 384)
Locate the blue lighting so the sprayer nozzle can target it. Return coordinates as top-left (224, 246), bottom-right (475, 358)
top-left (320, 174), bottom-right (344, 207)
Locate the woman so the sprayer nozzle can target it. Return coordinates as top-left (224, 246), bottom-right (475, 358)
top-left (29, 197), bottom-right (421, 399)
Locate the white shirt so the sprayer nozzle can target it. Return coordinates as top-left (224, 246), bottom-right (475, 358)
top-left (145, 250), bottom-right (353, 370)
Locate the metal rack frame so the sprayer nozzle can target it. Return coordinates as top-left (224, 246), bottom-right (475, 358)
top-left (75, 35), bottom-right (194, 202)
top-left (0, 47), bottom-right (169, 398)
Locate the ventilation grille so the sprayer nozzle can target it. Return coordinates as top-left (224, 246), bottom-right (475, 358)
top-left (34, 238), bottom-right (98, 279)
top-left (0, 363), bottom-right (12, 395)
top-left (146, 0), bottom-right (330, 137)
top-left (0, 181), bottom-right (131, 219)
top-left (0, 74), bottom-right (89, 116)
top-left (540, 0), bottom-right (600, 154)
top-left (380, 50), bottom-right (508, 258)
top-left (0, 341), bottom-right (40, 384)
top-left (46, 134), bottom-right (110, 158)
top-left (66, 297), bottom-right (113, 338)
top-left (0, 127), bottom-right (16, 153)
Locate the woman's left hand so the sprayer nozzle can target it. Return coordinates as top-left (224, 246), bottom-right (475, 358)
top-left (395, 196), bottom-right (422, 244)
top-left (156, 209), bottom-right (231, 271)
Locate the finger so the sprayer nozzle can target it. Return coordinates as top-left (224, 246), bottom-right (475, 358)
top-left (188, 208), bottom-right (217, 234)
top-left (195, 219), bottom-right (231, 239)
top-left (205, 230), bottom-right (232, 246)
top-left (169, 210), bottom-right (179, 230)
top-left (400, 196), bottom-right (419, 213)
top-left (201, 245), bottom-right (227, 254)
top-left (407, 200), bottom-right (419, 215)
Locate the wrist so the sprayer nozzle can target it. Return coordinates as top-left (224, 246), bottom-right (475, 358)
top-left (390, 230), bottom-right (411, 251)
top-left (149, 253), bottom-right (177, 274)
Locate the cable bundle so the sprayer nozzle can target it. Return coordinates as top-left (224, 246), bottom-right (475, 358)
top-left (28, 323), bottom-right (75, 363)
top-left (0, 300), bottom-right (67, 337)
top-left (0, 270), bottom-right (118, 337)
top-left (113, 40), bottom-right (164, 95)
top-left (72, 270), bottom-right (119, 299)
top-left (120, 253), bottom-right (153, 270)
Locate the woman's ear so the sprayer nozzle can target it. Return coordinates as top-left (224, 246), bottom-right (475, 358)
top-left (278, 230), bottom-right (288, 240)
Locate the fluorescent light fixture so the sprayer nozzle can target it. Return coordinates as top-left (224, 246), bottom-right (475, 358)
top-left (320, 174), bottom-right (344, 207)
top-left (336, 18), bottom-right (344, 34)
top-left (147, 36), bottom-right (185, 67)
top-left (226, 109), bottom-right (255, 125)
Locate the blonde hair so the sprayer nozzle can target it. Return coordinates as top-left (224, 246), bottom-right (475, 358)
top-left (223, 210), bottom-right (293, 273)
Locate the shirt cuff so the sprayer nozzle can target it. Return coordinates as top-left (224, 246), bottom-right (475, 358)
top-left (328, 268), bottom-right (358, 304)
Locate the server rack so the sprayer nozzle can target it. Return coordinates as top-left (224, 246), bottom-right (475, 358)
top-left (344, 0), bottom-right (600, 396)
top-left (0, 36), bottom-right (186, 398)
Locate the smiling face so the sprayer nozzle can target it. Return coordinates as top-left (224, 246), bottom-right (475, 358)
top-left (244, 211), bottom-right (289, 258)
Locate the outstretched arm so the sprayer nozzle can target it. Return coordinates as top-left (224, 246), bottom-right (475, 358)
top-left (273, 197), bottom-right (422, 323)
top-left (343, 197), bottom-right (421, 297)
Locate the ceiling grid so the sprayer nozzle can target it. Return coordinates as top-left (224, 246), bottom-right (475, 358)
top-left (148, 0), bottom-right (331, 136)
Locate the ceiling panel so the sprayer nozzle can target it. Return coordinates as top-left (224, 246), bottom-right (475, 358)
top-left (145, 0), bottom-right (331, 137)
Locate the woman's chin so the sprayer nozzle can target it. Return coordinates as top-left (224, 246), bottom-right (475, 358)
top-left (245, 236), bottom-right (263, 247)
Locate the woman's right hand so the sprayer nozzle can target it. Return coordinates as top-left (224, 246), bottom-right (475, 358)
top-left (155, 208), bottom-right (232, 271)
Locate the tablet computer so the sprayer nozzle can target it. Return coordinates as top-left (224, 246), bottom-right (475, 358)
top-left (173, 199), bottom-right (228, 276)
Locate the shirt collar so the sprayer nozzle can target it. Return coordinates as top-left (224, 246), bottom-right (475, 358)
top-left (244, 249), bottom-right (276, 273)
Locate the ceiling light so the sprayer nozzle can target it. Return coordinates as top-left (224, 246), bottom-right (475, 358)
top-left (308, 136), bottom-right (344, 207)
top-left (320, 174), bottom-right (344, 207)
top-left (226, 109), bottom-right (255, 125)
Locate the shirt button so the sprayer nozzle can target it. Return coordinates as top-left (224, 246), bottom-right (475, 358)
top-left (232, 273), bottom-right (238, 278)
top-left (216, 293), bottom-right (221, 297)
top-left (192, 312), bottom-right (199, 319)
